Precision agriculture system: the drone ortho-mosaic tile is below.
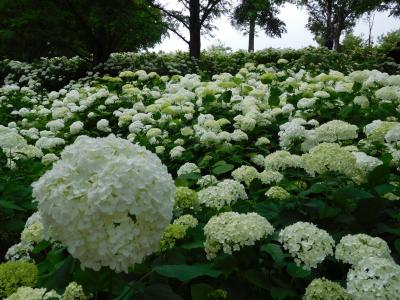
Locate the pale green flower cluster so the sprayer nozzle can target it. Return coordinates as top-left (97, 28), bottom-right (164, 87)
top-left (61, 282), bottom-right (88, 300)
top-left (177, 162), bottom-right (201, 176)
top-left (346, 257), bottom-right (400, 300)
top-left (279, 222), bottom-right (335, 270)
top-left (303, 278), bottom-right (351, 300)
top-left (315, 120), bottom-right (358, 143)
top-left (204, 212), bottom-right (274, 259)
top-left (198, 179), bottom-right (247, 209)
top-left (231, 165), bottom-right (259, 186)
top-left (159, 215), bottom-right (198, 251)
top-left (335, 234), bottom-right (392, 266)
top-left (32, 135), bottom-right (175, 273)
top-left (259, 170), bottom-right (284, 185)
top-left (6, 287), bottom-right (60, 300)
top-left (264, 150), bottom-right (302, 171)
top-left (302, 143), bottom-right (360, 181)
top-left (265, 186), bottom-right (291, 200)
top-left (0, 261), bottom-right (38, 298)
top-left (174, 186), bottom-right (198, 210)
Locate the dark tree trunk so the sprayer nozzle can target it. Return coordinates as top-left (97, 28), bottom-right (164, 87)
top-left (333, 7), bottom-right (344, 52)
top-left (189, 0), bottom-right (201, 59)
top-left (325, 0), bottom-right (334, 50)
top-left (248, 18), bottom-right (256, 52)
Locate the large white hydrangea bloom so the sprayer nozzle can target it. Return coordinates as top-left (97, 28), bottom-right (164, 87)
top-left (279, 221), bottom-right (335, 270)
top-left (32, 135), bottom-right (175, 273)
top-left (346, 257), bottom-right (400, 300)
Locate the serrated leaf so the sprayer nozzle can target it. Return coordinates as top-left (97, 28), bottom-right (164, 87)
top-left (153, 264), bottom-right (221, 282)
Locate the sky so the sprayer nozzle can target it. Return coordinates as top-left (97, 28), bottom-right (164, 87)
top-left (151, 2), bottom-right (399, 52)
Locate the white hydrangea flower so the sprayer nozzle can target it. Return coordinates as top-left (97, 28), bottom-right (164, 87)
top-left (69, 121), bottom-right (84, 135)
top-left (46, 119), bottom-right (65, 133)
top-left (231, 166), bottom-right (260, 186)
top-left (170, 146), bottom-right (185, 159)
top-left (315, 120), bottom-right (358, 143)
top-left (385, 124), bottom-right (400, 143)
top-left (41, 153), bottom-right (59, 165)
top-left (346, 257), bottom-right (400, 300)
top-left (204, 212), bottom-right (274, 259)
top-left (32, 135), bottom-right (175, 272)
top-left (177, 162), bottom-right (201, 176)
top-left (335, 234), bottom-right (392, 266)
top-left (264, 151), bottom-right (302, 171)
top-left (197, 175), bottom-right (218, 188)
top-left (96, 119), bottom-right (111, 132)
top-left (352, 152), bottom-right (382, 175)
top-left (279, 222), bottom-right (335, 270)
top-left (198, 179), bottom-right (247, 209)
top-left (6, 287), bottom-right (60, 300)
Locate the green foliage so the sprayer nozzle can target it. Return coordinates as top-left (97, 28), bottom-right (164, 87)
top-left (341, 32), bottom-right (367, 52)
top-left (0, 261), bottom-right (38, 298)
top-left (378, 29), bottom-right (400, 52)
top-left (0, 0), bottom-right (167, 63)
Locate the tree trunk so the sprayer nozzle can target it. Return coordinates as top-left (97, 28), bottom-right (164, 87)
top-left (325, 0), bottom-right (334, 50)
top-left (333, 6), bottom-right (344, 51)
top-left (248, 18), bottom-right (256, 52)
top-left (189, 0), bottom-right (201, 59)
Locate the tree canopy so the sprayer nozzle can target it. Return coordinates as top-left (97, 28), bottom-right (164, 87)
top-left (0, 0), bottom-right (167, 63)
top-left (231, 0), bottom-right (287, 52)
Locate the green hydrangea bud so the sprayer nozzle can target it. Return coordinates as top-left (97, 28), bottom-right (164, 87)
top-left (174, 186), bottom-right (198, 210)
top-left (303, 278), bottom-right (351, 300)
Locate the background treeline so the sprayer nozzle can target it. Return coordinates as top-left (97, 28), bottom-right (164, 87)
top-left (0, 0), bottom-right (399, 62)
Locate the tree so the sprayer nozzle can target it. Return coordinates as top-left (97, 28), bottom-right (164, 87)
top-left (295, 0), bottom-right (381, 51)
top-left (341, 32), bottom-right (366, 51)
top-left (378, 29), bottom-right (400, 52)
top-left (231, 0), bottom-right (287, 52)
top-left (0, 0), bottom-right (167, 63)
top-left (146, 0), bottom-right (228, 59)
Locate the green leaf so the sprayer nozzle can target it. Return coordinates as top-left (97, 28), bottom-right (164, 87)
top-left (212, 164), bottom-right (234, 175)
top-left (335, 187), bottom-right (374, 201)
top-left (153, 264), bottom-right (221, 282)
top-left (299, 183), bottom-right (328, 197)
top-left (181, 240), bottom-right (204, 250)
top-left (0, 200), bottom-right (25, 211)
top-left (286, 263), bottom-right (310, 278)
top-left (32, 241), bottom-right (51, 254)
top-left (261, 243), bottom-right (285, 266)
top-left (268, 86), bottom-right (281, 107)
top-left (191, 283), bottom-right (213, 300)
top-left (374, 184), bottom-right (395, 196)
top-left (220, 90), bottom-right (232, 103)
top-left (45, 255), bottom-right (75, 290)
top-left (271, 287), bottom-right (297, 300)
top-left (242, 269), bottom-right (269, 290)
top-left (368, 165), bottom-right (390, 186)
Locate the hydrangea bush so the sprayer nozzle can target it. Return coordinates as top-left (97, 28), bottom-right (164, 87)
top-left (0, 51), bottom-right (399, 299)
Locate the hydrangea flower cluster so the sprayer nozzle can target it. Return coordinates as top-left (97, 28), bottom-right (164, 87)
top-left (159, 214), bottom-right (198, 251)
top-left (303, 278), bottom-right (351, 300)
top-left (335, 234), bottom-right (392, 265)
top-left (204, 212), bottom-right (274, 259)
top-left (198, 179), bottom-right (247, 209)
top-left (279, 222), bottom-right (335, 270)
top-left (0, 261), bottom-right (38, 298)
top-left (346, 257), bottom-right (400, 299)
top-left (32, 135), bottom-right (175, 272)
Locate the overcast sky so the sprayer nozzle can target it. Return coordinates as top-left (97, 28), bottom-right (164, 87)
top-left (151, 2), bottom-right (399, 52)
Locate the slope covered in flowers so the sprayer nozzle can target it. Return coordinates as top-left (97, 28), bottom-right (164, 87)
top-left (0, 56), bottom-right (400, 299)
